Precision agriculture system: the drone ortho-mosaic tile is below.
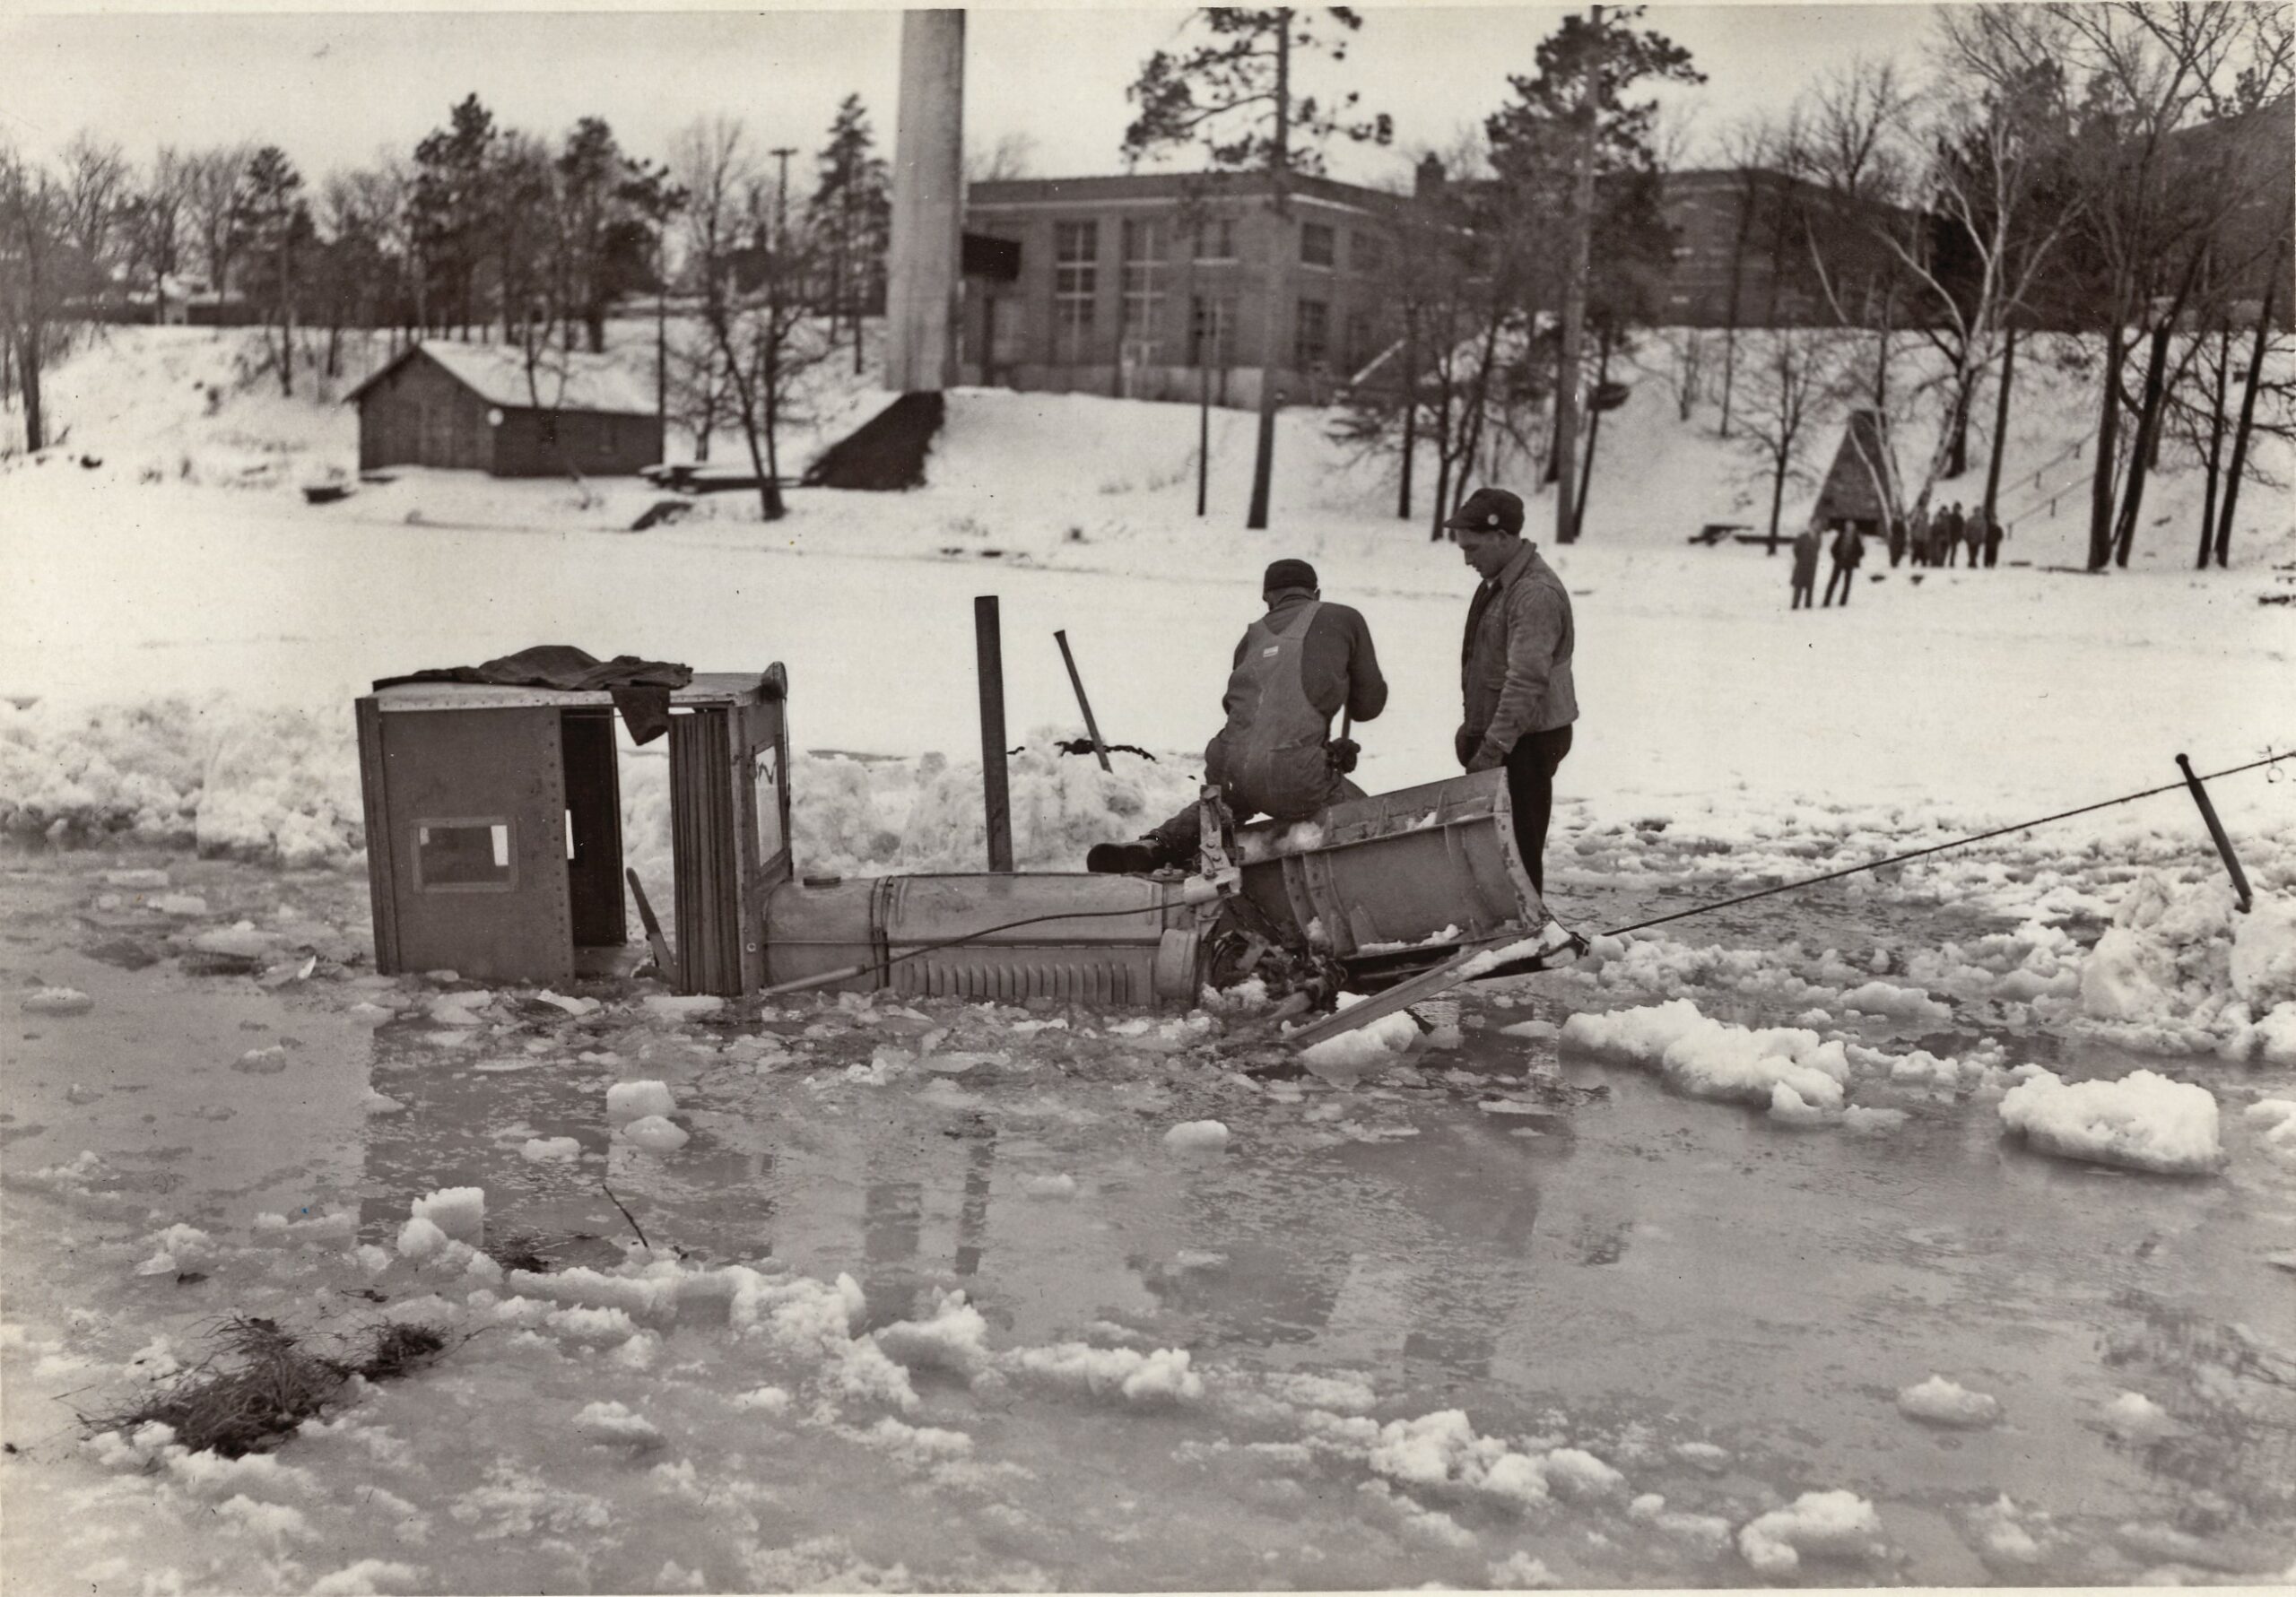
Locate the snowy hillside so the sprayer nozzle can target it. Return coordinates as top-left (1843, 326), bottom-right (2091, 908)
top-left (12, 323), bottom-right (2288, 573)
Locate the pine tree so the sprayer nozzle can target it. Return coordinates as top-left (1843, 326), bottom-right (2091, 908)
top-left (809, 95), bottom-right (890, 373)
top-left (1124, 8), bottom-right (1390, 530)
top-left (233, 145), bottom-right (310, 395)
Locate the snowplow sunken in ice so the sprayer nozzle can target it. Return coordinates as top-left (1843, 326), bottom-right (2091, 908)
top-left (354, 665), bottom-right (1552, 1014)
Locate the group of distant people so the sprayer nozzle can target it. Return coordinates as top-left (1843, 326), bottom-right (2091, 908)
top-left (1787, 499), bottom-right (2011, 610)
top-left (1892, 501), bottom-right (2005, 569)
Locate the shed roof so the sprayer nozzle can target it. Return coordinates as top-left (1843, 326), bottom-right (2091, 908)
top-left (347, 341), bottom-right (657, 416)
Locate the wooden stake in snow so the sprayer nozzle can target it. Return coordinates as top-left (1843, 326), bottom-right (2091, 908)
top-left (1054, 630), bottom-right (1112, 772)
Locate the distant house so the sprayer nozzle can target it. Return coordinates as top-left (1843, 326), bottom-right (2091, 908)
top-left (346, 342), bottom-right (662, 477)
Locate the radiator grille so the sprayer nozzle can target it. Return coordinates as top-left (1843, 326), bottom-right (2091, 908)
top-left (670, 711), bottom-right (743, 995)
top-left (897, 952), bottom-right (1153, 1005)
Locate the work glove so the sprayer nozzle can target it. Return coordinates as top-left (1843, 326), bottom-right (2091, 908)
top-left (1454, 725), bottom-right (1477, 769)
top-left (1326, 737), bottom-right (1361, 775)
top-left (1465, 742), bottom-right (1504, 775)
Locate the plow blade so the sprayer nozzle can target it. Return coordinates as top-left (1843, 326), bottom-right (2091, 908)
top-left (1232, 768), bottom-right (1544, 979)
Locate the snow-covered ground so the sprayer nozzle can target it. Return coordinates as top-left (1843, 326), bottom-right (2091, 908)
top-left (4, 325), bottom-right (2295, 1591)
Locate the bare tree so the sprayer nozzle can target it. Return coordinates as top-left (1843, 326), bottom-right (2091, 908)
top-left (183, 141), bottom-right (255, 299)
top-left (2055, 1), bottom-right (2295, 568)
top-left (678, 116), bottom-right (829, 520)
top-left (124, 147), bottom-right (191, 323)
top-left (963, 131), bottom-right (1038, 186)
top-left (0, 145), bottom-right (70, 451)
top-left (1874, 7), bottom-right (2085, 522)
top-left (1735, 326), bottom-right (1849, 545)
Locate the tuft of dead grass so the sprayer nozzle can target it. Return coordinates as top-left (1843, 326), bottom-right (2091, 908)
top-left (89, 1314), bottom-right (455, 1459)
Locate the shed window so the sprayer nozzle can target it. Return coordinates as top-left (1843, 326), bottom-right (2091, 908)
top-left (1300, 222), bottom-right (1335, 268)
top-left (413, 820), bottom-right (516, 891)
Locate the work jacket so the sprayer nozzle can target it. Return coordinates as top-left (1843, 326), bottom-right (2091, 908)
top-left (1206, 593), bottom-right (1384, 821)
top-left (1461, 541), bottom-right (1578, 765)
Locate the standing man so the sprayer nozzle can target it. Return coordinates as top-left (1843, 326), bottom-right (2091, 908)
top-left (1087, 559), bottom-right (1387, 872)
top-left (1886, 507), bottom-right (1908, 568)
top-left (1790, 520), bottom-right (1822, 610)
top-left (1964, 508), bottom-right (1986, 568)
top-left (1939, 501), bottom-right (1965, 568)
top-left (1448, 486), bottom-right (1579, 956)
top-left (1822, 523), bottom-right (1864, 606)
top-left (1984, 508), bottom-right (2006, 568)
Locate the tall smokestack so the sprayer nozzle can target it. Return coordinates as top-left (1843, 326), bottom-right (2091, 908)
top-left (885, 9), bottom-right (965, 394)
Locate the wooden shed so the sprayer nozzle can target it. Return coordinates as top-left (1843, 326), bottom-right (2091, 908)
top-left (1810, 407), bottom-right (1892, 536)
top-left (347, 342), bottom-right (663, 478)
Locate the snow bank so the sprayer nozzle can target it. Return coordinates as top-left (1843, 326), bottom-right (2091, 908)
top-left (1997, 1068), bottom-right (2223, 1176)
top-left (1561, 998), bottom-right (1853, 1119)
top-left (0, 697), bottom-right (361, 865)
top-left (2078, 874), bottom-right (2296, 1063)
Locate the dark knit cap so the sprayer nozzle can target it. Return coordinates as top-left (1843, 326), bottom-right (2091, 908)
top-left (1263, 558), bottom-right (1319, 594)
top-left (1442, 486), bottom-right (1526, 536)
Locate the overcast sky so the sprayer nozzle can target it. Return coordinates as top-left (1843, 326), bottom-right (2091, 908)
top-left (0, 4), bottom-right (1943, 191)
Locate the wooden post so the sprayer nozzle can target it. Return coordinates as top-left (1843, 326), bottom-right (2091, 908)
top-left (1054, 630), bottom-right (1112, 771)
top-left (2177, 754), bottom-right (2252, 914)
top-left (975, 596), bottom-right (1014, 872)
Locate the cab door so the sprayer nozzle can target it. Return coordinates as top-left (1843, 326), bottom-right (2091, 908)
top-left (372, 706), bottom-right (572, 983)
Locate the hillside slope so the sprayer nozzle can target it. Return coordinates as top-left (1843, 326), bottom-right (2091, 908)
top-left (7, 322), bottom-right (2289, 574)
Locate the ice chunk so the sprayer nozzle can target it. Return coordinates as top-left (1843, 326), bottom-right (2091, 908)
top-left (618, 1115), bottom-right (690, 1152)
top-left (521, 1137), bottom-right (582, 1164)
top-left (152, 893), bottom-right (209, 916)
top-left (104, 868), bottom-right (171, 890)
top-left (874, 1289), bottom-right (993, 1380)
top-left (309, 1558), bottom-right (427, 1595)
top-left (1486, 1552), bottom-right (1560, 1588)
top-left (1007, 1341), bottom-right (1203, 1402)
top-left (605, 1081), bottom-right (676, 1125)
top-left (1163, 1120), bottom-right (1231, 1151)
top-left (1997, 1069), bottom-right (2222, 1175)
top-left (1020, 1173), bottom-right (1077, 1198)
top-left (395, 1217), bottom-right (448, 1261)
top-left (534, 990), bottom-right (600, 1017)
top-left (22, 986), bottom-right (93, 1016)
top-left (1737, 1489), bottom-right (1885, 1576)
top-left (2103, 1390), bottom-right (2174, 1436)
top-left (642, 994), bottom-right (723, 1020)
top-left (572, 1400), bottom-right (660, 1447)
top-left (1564, 999), bottom-right (1850, 1113)
top-left (191, 922), bottom-right (274, 959)
top-left (409, 1186), bottom-right (484, 1245)
top-left (1839, 980), bottom-right (1952, 1025)
top-left (1896, 1375), bottom-right (2001, 1428)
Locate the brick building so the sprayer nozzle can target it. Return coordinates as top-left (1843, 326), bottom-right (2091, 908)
top-left (961, 172), bottom-right (1407, 409)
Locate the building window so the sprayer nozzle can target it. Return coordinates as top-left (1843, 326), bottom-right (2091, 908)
top-left (1120, 218), bottom-right (1164, 362)
top-left (1190, 294), bottom-right (1234, 367)
top-left (1354, 227), bottom-right (1386, 275)
top-left (1054, 220), bottom-right (1098, 363)
top-left (1300, 221), bottom-right (1335, 268)
top-left (1193, 215), bottom-right (1236, 262)
top-left (1294, 298), bottom-right (1329, 370)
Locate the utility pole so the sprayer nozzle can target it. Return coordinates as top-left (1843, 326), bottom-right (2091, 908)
top-left (1552, 3), bottom-right (1602, 544)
